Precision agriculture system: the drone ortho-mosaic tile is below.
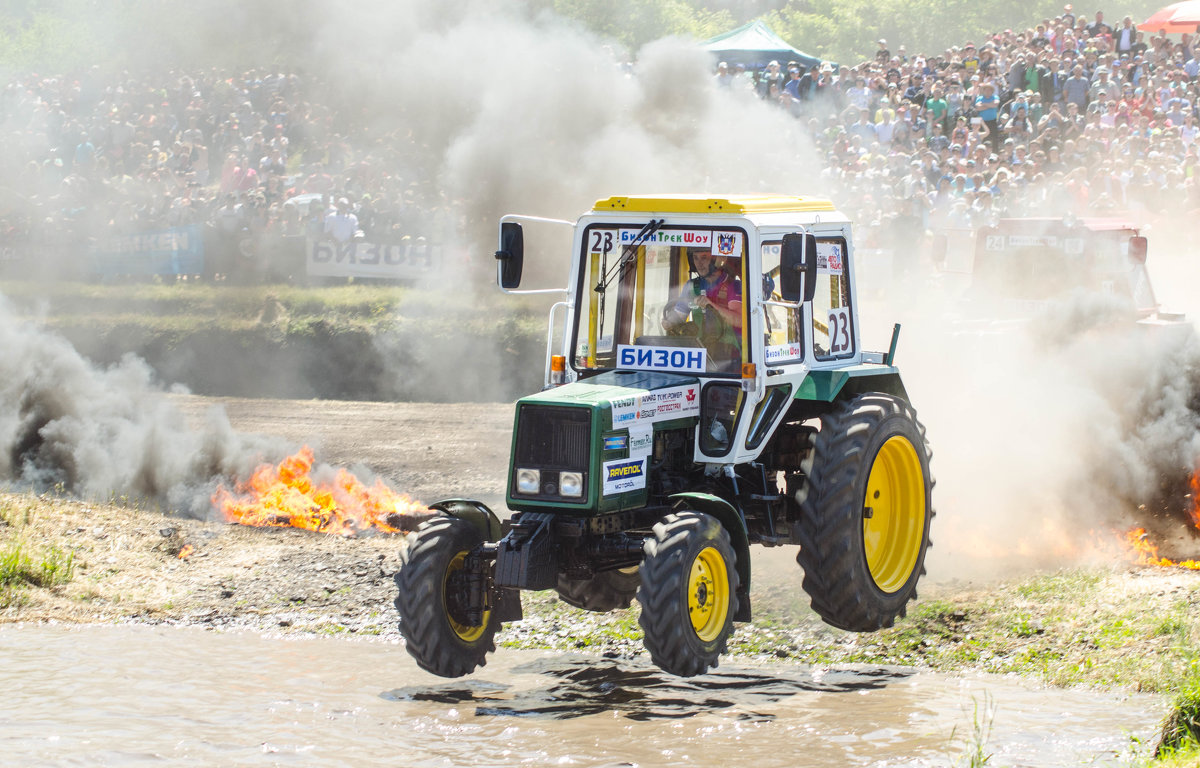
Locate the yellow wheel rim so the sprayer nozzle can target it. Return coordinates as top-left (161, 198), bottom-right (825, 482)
top-left (863, 435), bottom-right (927, 593)
top-left (443, 551), bottom-right (489, 642)
top-left (687, 545), bottom-right (730, 642)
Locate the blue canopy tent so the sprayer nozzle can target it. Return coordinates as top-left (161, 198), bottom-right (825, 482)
top-left (702, 20), bottom-right (824, 72)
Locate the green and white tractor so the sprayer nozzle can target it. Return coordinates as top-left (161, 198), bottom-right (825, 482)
top-left (394, 194), bottom-right (935, 678)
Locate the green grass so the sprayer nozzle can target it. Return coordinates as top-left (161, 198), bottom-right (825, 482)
top-left (0, 540), bottom-right (75, 588)
top-left (0, 279), bottom-right (550, 340)
top-left (1154, 666), bottom-right (1200, 761)
top-left (0, 500), bottom-right (76, 606)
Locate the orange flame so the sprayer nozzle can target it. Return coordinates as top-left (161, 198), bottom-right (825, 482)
top-left (212, 446), bottom-right (427, 537)
top-left (1122, 527), bottom-right (1200, 570)
top-left (1190, 472), bottom-right (1200, 529)
top-left (177, 544), bottom-right (194, 560)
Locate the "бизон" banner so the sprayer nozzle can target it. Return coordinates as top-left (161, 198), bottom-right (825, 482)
top-left (307, 238), bottom-right (438, 280)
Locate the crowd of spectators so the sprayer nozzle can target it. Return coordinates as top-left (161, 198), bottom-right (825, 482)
top-left (3, 8), bottom-right (1198, 279)
top-left (0, 65), bottom-right (448, 275)
top-left (719, 6), bottom-right (1200, 246)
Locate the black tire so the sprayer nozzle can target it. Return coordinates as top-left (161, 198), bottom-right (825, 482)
top-left (555, 567), bottom-right (640, 612)
top-left (394, 516), bottom-right (499, 677)
top-left (637, 511), bottom-right (739, 677)
top-left (796, 392), bottom-right (934, 632)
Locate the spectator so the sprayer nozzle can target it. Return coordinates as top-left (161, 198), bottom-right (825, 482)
top-left (323, 197), bottom-right (359, 243)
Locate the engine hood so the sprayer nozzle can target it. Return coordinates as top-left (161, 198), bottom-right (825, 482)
top-left (521, 370), bottom-right (702, 430)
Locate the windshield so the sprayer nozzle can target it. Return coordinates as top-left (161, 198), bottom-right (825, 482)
top-left (571, 224), bottom-right (748, 375)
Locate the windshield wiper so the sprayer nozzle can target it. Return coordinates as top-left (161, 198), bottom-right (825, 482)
top-left (595, 218), bottom-right (665, 293)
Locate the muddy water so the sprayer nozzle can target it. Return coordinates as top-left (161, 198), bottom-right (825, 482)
top-left (0, 624), bottom-right (1165, 767)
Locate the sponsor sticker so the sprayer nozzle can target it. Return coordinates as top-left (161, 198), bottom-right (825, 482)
top-left (628, 425), bottom-right (653, 457)
top-left (617, 344), bottom-right (707, 373)
top-left (765, 342), bottom-right (804, 362)
top-left (610, 385), bottom-right (701, 427)
top-left (602, 457), bottom-right (646, 495)
top-left (817, 241), bottom-right (844, 275)
top-left (603, 434), bottom-right (627, 452)
top-left (615, 229), bottom-right (743, 256)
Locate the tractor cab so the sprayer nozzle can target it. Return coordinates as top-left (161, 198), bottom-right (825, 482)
top-left (957, 217), bottom-right (1185, 329)
top-left (497, 195), bottom-right (888, 468)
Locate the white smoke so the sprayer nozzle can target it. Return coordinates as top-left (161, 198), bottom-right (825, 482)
top-left (0, 294), bottom-right (289, 516)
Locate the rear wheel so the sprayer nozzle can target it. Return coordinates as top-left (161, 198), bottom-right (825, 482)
top-left (556, 567), bottom-right (640, 612)
top-left (796, 393), bottom-right (934, 632)
top-left (394, 516), bottom-right (498, 677)
top-left (637, 511), bottom-right (738, 677)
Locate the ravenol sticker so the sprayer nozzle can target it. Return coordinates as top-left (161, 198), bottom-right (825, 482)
top-left (610, 385), bottom-right (701, 427)
top-left (603, 434), bottom-right (627, 452)
top-left (603, 457), bottom-right (646, 496)
top-left (617, 344), bottom-right (706, 373)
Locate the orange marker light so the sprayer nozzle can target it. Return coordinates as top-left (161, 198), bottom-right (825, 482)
top-left (550, 355), bottom-right (566, 386)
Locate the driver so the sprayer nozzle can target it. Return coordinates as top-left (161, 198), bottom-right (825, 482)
top-left (662, 248), bottom-right (743, 366)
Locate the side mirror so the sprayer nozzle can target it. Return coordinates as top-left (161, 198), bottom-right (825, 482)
top-left (780, 232), bottom-right (818, 303)
top-left (495, 221), bottom-right (524, 289)
top-left (1130, 235), bottom-right (1148, 264)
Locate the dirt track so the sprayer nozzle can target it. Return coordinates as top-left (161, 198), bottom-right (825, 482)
top-left (1, 396), bottom-right (517, 638)
top-left (170, 395), bottom-right (517, 510)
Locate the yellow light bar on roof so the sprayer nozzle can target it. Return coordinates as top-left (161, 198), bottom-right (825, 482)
top-left (591, 194), bottom-right (836, 215)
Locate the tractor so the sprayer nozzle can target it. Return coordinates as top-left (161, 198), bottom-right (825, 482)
top-left (394, 194), bottom-right (934, 677)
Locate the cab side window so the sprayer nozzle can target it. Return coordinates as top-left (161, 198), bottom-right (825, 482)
top-left (760, 242), bottom-right (803, 362)
top-left (811, 238), bottom-right (854, 359)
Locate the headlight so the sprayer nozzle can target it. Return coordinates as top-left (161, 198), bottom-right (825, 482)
top-left (516, 468), bottom-right (540, 494)
top-left (559, 472), bottom-right (583, 497)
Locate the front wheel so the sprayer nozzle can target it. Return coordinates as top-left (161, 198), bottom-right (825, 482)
top-left (394, 516), bottom-right (499, 677)
top-left (796, 393), bottom-right (934, 632)
top-left (637, 511), bottom-right (739, 677)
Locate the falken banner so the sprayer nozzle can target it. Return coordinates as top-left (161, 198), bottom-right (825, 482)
top-left (307, 238), bottom-right (439, 279)
top-left (89, 225), bottom-right (204, 277)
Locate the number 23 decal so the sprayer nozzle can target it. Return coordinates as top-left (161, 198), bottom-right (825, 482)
top-left (589, 230), bottom-right (615, 255)
top-left (828, 307), bottom-right (852, 354)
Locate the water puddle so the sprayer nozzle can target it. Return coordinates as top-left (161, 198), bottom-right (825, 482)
top-left (0, 624), bottom-right (1166, 766)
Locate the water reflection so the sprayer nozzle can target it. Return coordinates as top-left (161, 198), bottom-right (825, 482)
top-left (0, 624), bottom-right (1169, 767)
top-left (384, 658), bottom-right (914, 721)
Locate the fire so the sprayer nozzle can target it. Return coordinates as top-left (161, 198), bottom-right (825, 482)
top-left (1190, 472), bottom-right (1200, 529)
top-left (212, 446), bottom-right (427, 537)
top-left (177, 544), bottom-right (194, 560)
top-left (1123, 528), bottom-right (1200, 570)
top-left (1116, 471), bottom-right (1200, 570)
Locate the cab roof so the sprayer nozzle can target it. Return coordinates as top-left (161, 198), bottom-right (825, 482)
top-left (591, 194), bottom-right (837, 215)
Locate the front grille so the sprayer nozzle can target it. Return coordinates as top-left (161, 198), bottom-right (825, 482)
top-left (514, 405), bottom-right (591, 470)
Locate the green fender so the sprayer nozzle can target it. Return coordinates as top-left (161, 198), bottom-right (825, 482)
top-left (667, 491), bottom-right (752, 622)
top-left (428, 499), bottom-right (504, 541)
top-left (426, 499), bottom-right (521, 623)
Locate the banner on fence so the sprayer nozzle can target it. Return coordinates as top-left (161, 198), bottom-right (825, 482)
top-left (306, 238), bottom-right (438, 279)
top-left (90, 225), bottom-right (205, 276)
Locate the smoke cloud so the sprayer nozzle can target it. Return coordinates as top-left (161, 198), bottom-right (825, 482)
top-left (0, 294), bottom-right (292, 515)
top-left (5, 0), bottom-right (1200, 579)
